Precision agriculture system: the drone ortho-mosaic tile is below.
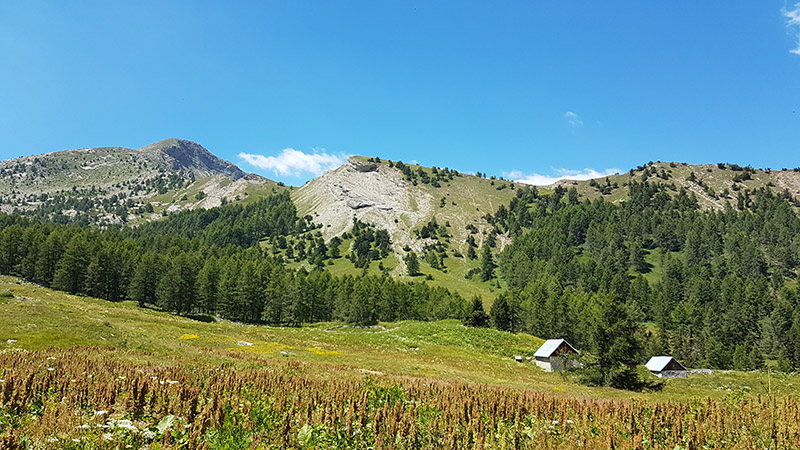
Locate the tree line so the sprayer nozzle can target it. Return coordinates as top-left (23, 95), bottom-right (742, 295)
top-left (0, 194), bottom-right (469, 326)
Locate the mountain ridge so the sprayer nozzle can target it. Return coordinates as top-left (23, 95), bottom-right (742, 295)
top-left (0, 138), bottom-right (278, 224)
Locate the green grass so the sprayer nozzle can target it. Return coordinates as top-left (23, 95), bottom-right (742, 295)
top-left (565, 161), bottom-right (800, 211)
top-left (406, 254), bottom-right (504, 302)
top-left (1, 275), bottom-right (798, 404)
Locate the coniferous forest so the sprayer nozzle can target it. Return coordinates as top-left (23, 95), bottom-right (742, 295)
top-left (0, 191), bottom-right (468, 328)
top-left (1, 179), bottom-right (800, 377)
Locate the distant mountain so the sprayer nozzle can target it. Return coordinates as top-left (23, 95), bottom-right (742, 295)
top-left (0, 139), bottom-right (279, 225)
top-left (4, 138), bottom-right (800, 296)
top-left (137, 138), bottom-right (247, 179)
top-left (554, 161), bottom-right (800, 211)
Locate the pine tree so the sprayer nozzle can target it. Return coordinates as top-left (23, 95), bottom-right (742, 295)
top-left (196, 257), bottom-right (220, 314)
top-left (490, 294), bottom-right (518, 331)
top-left (34, 230), bottom-right (67, 286)
top-left (52, 234), bottom-right (91, 294)
top-left (156, 254), bottom-right (197, 315)
top-left (404, 251), bottom-right (420, 276)
top-left (218, 260), bottom-right (242, 320)
top-left (587, 293), bottom-right (648, 391)
top-left (480, 244), bottom-right (495, 281)
top-left (286, 274), bottom-right (311, 326)
top-left (263, 271), bottom-right (288, 324)
top-left (235, 261), bottom-right (265, 322)
top-left (463, 296), bottom-right (490, 327)
top-left (348, 277), bottom-right (378, 326)
top-left (128, 252), bottom-right (163, 308)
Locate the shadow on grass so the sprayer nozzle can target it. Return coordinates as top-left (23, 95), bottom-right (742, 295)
top-left (184, 313), bottom-right (216, 323)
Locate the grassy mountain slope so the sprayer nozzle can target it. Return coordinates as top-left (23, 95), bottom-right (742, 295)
top-left (294, 156), bottom-right (517, 247)
top-left (556, 161), bottom-right (800, 210)
top-left (291, 156), bottom-right (520, 298)
top-left (0, 138), bottom-right (280, 224)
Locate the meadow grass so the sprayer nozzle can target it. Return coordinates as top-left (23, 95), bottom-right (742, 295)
top-left (0, 275), bottom-right (796, 406)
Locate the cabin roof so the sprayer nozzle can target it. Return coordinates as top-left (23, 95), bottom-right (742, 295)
top-left (534, 339), bottom-right (578, 358)
top-left (646, 356), bottom-right (687, 372)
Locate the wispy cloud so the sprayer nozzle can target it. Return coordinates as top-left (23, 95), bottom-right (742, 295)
top-left (785, 2), bottom-right (800, 55)
top-left (239, 148), bottom-right (347, 177)
top-left (565, 111), bottom-right (583, 127)
top-left (506, 168), bottom-right (620, 186)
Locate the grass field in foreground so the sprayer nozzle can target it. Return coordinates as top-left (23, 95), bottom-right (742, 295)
top-left (1, 275), bottom-right (797, 404)
top-left (4, 275), bottom-right (800, 448)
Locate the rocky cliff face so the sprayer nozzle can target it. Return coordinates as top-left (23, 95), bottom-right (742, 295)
top-left (293, 158), bottom-right (435, 250)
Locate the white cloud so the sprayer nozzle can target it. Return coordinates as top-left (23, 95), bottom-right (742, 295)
top-left (508, 168), bottom-right (621, 186)
top-left (238, 148), bottom-right (347, 177)
top-left (565, 111), bottom-right (583, 127)
top-left (785, 2), bottom-right (800, 55)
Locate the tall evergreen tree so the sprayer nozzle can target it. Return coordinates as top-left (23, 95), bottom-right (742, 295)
top-left (156, 254), bottom-right (197, 315)
top-left (490, 294), bottom-right (518, 331)
top-left (463, 296), bottom-right (490, 327)
top-left (52, 234), bottom-right (91, 294)
top-left (404, 251), bottom-right (420, 276)
top-left (196, 257), bottom-right (221, 314)
top-left (480, 244), bottom-right (495, 281)
top-left (128, 252), bottom-right (163, 308)
top-left (586, 293), bottom-right (647, 391)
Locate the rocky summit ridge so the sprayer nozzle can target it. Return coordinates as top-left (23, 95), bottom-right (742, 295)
top-left (0, 139), bottom-right (276, 224)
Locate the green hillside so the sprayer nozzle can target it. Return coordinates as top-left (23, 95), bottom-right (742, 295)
top-left (1, 275), bottom-right (794, 402)
top-left (559, 161), bottom-right (800, 210)
top-left (290, 156), bottom-right (521, 300)
top-left (0, 139), bottom-right (281, 225)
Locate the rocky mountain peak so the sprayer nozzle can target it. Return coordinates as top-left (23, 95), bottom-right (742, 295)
top-left (138, 138), bottom-right (246, 180)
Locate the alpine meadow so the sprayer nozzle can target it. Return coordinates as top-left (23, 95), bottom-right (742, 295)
top-left (2, 2), bottom-right (800, 449)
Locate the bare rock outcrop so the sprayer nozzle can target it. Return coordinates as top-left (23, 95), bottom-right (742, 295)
top-left (293, 159), bottom-right (434, 250)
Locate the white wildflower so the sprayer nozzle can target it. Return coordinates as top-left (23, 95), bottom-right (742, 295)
top-left (142, 430), bottom-right (156, 440)
top-left (77, 424), bottom-right (90, 429)
top-left (167, 380), bottom-right (178, 385)
top-left (94, 410), bottom-right (108, 416)
top-left (47, 367), bottom-right (54, 372)
top-left (102, 433), bottom-right (112, 440)
top-left (110, 419), bottom-right (137, 431)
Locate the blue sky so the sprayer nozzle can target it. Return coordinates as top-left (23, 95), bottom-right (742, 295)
top-left (1, 1), bottom-right (799, 186)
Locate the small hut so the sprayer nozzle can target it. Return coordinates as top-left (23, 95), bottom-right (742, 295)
top-left (646, 356), bottom-right (688, 378)
top-left (533, 339), bottom-right (579, 372)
